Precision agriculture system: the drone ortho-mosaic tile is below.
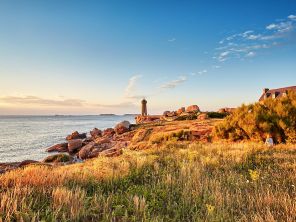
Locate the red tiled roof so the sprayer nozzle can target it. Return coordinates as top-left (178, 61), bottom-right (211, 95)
top-left (259, 86), bottom-right (296, 101)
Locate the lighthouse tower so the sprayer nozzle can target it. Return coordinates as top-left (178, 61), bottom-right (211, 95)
top-left (141, 99), bottom-right (147, 116)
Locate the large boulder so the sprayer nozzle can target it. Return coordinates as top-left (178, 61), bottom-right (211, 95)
top-left (90, 128), bottom-right (102, 138)
top-left (18, 160), bottom-right (40, 167)
top-left (114, 121), bottom-right (131, 135)
top-left (197, 113), bottom-right (208, 120)
top-left (66, 131), bottom-right (86, 141)
top-left (78, 142), bottom-right (96, 159)
top-left (177, 107), bottom-right (185, 115)
top-left (186, 105), bottom-right (200, 113)
top-left (46, 143), bottom-right (68, 152)
top-left (100, 147), bottom-right (123, 157)
top-left (163, 111), bottom-right (170, 116)
top-left (68, 139), bottom-right (83, 154)
top-left (102, 128), bottom-right (116, 137)
top-left (43, 154), bottom-right (73, 163)
top-left (78, 141), bottom-right (104, 159)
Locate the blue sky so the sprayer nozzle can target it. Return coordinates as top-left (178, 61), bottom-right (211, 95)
top-left (0, 0), bottom-right (295, 114)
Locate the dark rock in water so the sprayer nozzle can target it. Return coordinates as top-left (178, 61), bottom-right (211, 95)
top-left (46, 143), bottom-right (68, 152)
top-left (114, 121), bottom-right (130, 135)
top-left (90, 128), bottom-right (102, 138)
top-left (68, 139), bottom-right (83, 154)
top-left (18, 160), bottom-right (39, 167)
top-left (66, 131), bottom-right (86, 141)
top-left (102, 128), bottom-right (115, 137)
top-left (43, 154), bottom-right (73, 163)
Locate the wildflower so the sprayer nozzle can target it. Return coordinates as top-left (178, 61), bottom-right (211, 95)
top-left (248, 169), bottom-right (260, 181)
top-left (206, 204), bottom-right (215, 215)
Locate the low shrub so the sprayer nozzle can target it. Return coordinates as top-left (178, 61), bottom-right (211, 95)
top-left (207, 112), bottom-right (228, 119)
top-left (214, 91), bottom-right (296, 143)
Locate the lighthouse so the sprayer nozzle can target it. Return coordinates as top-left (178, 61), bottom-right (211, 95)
top-left (141, 99), bottom-right (147, 116)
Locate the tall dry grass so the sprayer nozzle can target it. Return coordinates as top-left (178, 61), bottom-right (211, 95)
top-left (0, 142), bottom-right (296, 221)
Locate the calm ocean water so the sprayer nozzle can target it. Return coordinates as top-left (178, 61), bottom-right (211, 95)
top-left (0, 115), bottom-right (136, 163)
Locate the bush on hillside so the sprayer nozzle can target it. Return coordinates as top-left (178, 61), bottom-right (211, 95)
top-left (214, 91), bottom-right (296, 143)
top-left (207, 112), bottom-right (228, 119)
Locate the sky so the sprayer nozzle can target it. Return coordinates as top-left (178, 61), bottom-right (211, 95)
top-left (0, 0), bottom-right (296, 115)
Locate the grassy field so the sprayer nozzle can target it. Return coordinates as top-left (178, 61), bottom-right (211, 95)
top-left (1, 141), bottom-right (296, 221)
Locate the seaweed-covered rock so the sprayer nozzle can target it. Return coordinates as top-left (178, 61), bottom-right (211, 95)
top-left (43, 154), bottom-right (73, 163)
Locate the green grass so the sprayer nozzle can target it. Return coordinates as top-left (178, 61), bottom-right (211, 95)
top-left (1, 142), bottom-right (296, 221)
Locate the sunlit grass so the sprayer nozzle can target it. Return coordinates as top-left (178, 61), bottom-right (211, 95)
top-left (1, 142), bottom-right (296, 221)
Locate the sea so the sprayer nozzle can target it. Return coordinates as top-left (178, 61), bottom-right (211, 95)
top-left (0, 115), bottom-right (136, 163)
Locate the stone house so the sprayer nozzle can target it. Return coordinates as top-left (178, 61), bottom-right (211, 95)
top-left (259, 86), bottom-right (296, 101)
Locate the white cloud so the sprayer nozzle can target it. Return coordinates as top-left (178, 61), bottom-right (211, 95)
top-left (215, 14), bottom-right (296, 63)
top-left (288, 15), bottom-right (296, 20)
top-left (160, 76), bottom-right (187, 89)
top-left (124, 75), bottom-right (142, 98)
top-left (266, 21), bottom-right (293, 33)
top-left (246, 51), bottom-right (256, 57)
top-left (247, 34), bottom-right (262, 40)
top-left (218, 51), bottom-right (231, 61)
top-left (168, 38), bottom-right (176, 42)
top-left (0, 95), bottom-right (138, 110)
top-left (198, 69), bottom-right (208, 75)
top-left (0, 96), bottom-right (85, 107)
top-left (266, 23), bottom-right (277, 30)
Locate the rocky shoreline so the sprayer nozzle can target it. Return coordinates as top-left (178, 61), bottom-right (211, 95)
top-left (0, 105), bottom-right (230, 174)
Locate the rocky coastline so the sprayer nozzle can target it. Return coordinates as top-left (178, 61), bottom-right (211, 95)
top-left (0, 105), bottom-right (232, 174)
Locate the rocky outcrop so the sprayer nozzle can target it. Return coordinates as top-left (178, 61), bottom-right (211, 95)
top-left (102, 128), bottom-right (115, 137)
top-left (197, 113), bottom-right (208, 120)
top-left (66, 131), bottom-right (86, 141)
top-left (114, 121), bottom-right (130, 135)
top-left (43, 154), bottom-right (73, 163)
top-left (186, 105), bottom-right (200, 113)
top-left (90, 128), bottom-right (102, 138)
top-left (18, 160), bottom-right (40, 167)
top-left (68, 139), bottom-right (83, 154)
top-left (78, 142), bottom-right (93, 159)
top-left (100, 147), bottom-right (123, 157)
top-left (177, 107), bottom-right (185, 115)
top-left (46, 143), bottom-right (68, 152)
top-left (218, 107), bottom-right (236, 114)
top-left (135, 115), bottom-right (162, 124)
top-left (0, 160), bottom-right (48, 174)
top-left (163, 111), bottom-right (170, 116)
